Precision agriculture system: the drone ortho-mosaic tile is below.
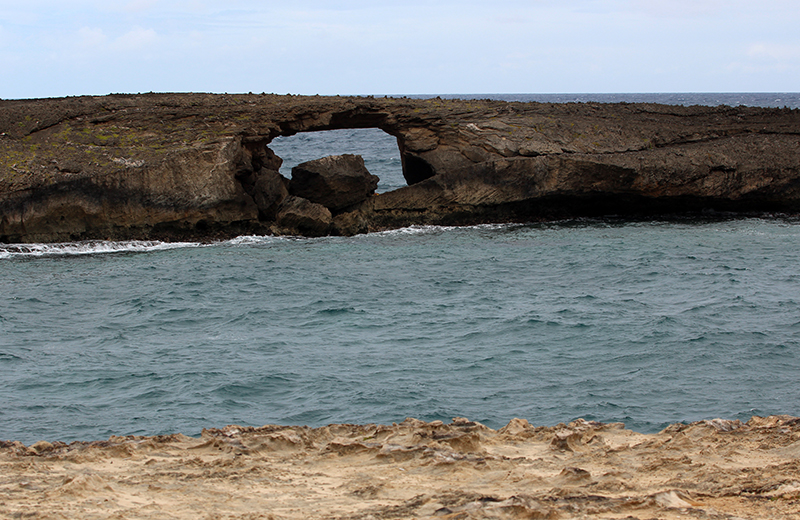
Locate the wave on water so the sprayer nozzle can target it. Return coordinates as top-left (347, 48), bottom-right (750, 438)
top-left (223, 234), bottom-right (323, 245)
top-left (369, 225), bottom-right (461, 236)
top-left (366, 223), bottom-right (512, 237)
top-left (0, 219), bottom-right (723, 259)
top-left (0, 240), bottom-right (201, 259)
top-left (2, 217), bottom-right (800, 443)
top-left (3, 217), bottom-right (795, 260)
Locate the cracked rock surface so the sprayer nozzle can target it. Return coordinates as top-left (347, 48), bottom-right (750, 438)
top-left (2, 415), bottom-right (800, 519)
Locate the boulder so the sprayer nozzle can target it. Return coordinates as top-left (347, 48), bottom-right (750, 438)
top-left (251, 168), bottom-right (289, 221)
top-left (275, 196), bottom-right (332, 237)
top-left (288, 154), bottom-right (379, 212)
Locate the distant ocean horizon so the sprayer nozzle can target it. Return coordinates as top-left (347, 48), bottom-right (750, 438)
top-left (401, 92), bottom-right (800, 109)
top-left (270, 92), bottom-right (800, 190)
top-left (2, 92), bottom-right (799, 445)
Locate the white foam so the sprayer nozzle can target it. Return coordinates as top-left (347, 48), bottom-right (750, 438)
top-left (368, 223), bottom-right (511, 237)
top-left (224, 235), bottom-right (293, 246)
top-left (0, 224), bottom-right (520, 258)
top-left (0, 240), bottom-right (200, 258)
top-left (368, 225), bottom-right (457, 237)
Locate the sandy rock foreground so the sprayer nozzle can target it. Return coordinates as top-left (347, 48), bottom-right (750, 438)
top-left (2, 416), bottom-right (799, 519)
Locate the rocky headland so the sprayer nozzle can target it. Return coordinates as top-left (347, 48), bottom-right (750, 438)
top-left (1, 93), bottom-right (800, 243)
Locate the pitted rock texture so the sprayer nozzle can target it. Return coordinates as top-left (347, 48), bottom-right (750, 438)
top-left (1, 93), bottom-right (799, 242)
top-left (2, 416), bottom-right (800, 519)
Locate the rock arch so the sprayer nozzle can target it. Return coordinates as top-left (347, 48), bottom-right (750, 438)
top-left (244, 104), bottom-right (442, 189)
top-left (2, 93), bottom-right (800, 243)
top-left (267, 127), bottom-right (406, 193)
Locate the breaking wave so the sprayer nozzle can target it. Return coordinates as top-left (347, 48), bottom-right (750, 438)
top-left (0, 240), bottom-right (201, 259)
top-left (0, 224), bottom-right (518, 259)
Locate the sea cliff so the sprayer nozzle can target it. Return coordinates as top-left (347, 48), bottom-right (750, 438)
top-left (2, 93), bottom-right (799, 243)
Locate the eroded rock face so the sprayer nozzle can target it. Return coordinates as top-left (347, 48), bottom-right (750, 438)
top-left (288, 154), bottom-right (379, 212)
top-left (275, 196), bottom-right (332, 237)
top-left (252, 168), bottom-right (289, 221)
top-left (1, 93), bottom-right (799, 242)
top-left (0, 136), bottom-right (261, 242)
top-left (4, 415), bottom-right (800, 519)
top-left (361, 132), bottom-right (800, 231)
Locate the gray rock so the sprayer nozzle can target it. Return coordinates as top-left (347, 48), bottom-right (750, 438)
top-left (289, 154), bottom-right (379, 212)
top-left (275, 196), bottom-right (332, 236)
top-left (3, 94), bottom-right (800, 242)
top-left (252, 168), bottom-right (289, 220)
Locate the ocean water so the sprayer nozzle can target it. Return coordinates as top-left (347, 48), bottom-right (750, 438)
top-left (2, 94), bottom-right (800, 445)
top-left (420, 92), bottom-right (800, 109)
top-left (271, 128), bottom-right (405, 193)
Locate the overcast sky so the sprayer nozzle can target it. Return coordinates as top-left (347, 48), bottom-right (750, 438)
top-left (1, 0), bottom-right (798, 99)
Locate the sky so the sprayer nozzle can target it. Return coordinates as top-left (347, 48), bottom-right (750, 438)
top-left (1, 0), bottom-right (799, 99)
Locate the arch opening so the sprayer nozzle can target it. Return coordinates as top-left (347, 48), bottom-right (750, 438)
top-left (268, 128), bottom-right (406, 194)
top-left (401, 154), bottom-right (436, 185)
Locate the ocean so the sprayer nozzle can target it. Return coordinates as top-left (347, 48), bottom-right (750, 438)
top-left (2, 94), bottom-right (800, 445)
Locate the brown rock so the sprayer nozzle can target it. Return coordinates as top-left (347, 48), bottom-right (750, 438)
top-left (251, 168), bottom-right (289, 220)
top-left (29, 440), bottom-right (54, 454)
top-left (275, 196), bottom-right (332, 236)
top-left (5, 415), bottom-right (800, 518)
top-left (288, 154), bottom-right (379, 212)
top-left (0, 136), bottom-right (260, 243)
top-left (1, 93), bottom-right (799, 242)
top-left (332, 209), bottom-right (370, 236)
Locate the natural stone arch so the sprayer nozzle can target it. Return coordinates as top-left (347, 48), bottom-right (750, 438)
top-left (267, 128), bottom-right (406, 193)
top-left (241, 103), bottom-right (442, 189)
top-left (400, 153), bottom-right (436, 185)
top-left (4, 93), bottom-right (800, 243)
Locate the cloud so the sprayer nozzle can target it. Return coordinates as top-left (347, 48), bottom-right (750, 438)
top-left (623, 0), bottom-right (800, 21)
top-left (69, 26), bottom-right (157, 54)
top-left (122, 0), bottom-right (158, 13)
top-left (747, 43), bottom-right (800, 61)
top-left (723, 42), bottom-right (800, 81)
top-left (77, 27), bottom-right (108, 49)
top-left (626, 0), bottom-right (725, 17)
top-left (2, 0), bottom-right (800, 97)
top-left (112, 26), bottom-right (158, 51)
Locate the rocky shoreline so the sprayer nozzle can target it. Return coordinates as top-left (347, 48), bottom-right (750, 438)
top-left (2, 416), bottom-right (799, 519)
top-left (2, 93), bottom-right (800, 243)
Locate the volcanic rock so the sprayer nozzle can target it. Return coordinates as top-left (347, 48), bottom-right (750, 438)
top-left (251, 168), bottom-right (289, 221)
top-left (289, 154), bottom-right (379, 212)
top-left (1, 93), bottom-right (800, 242)
top-left (275, 196), bottom-right (332, 237)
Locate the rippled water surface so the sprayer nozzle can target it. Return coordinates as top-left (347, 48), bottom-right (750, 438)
top-left (2, 219), bottom-right (800, 444)
top-left (3, 93), bottom-right (800, 444)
